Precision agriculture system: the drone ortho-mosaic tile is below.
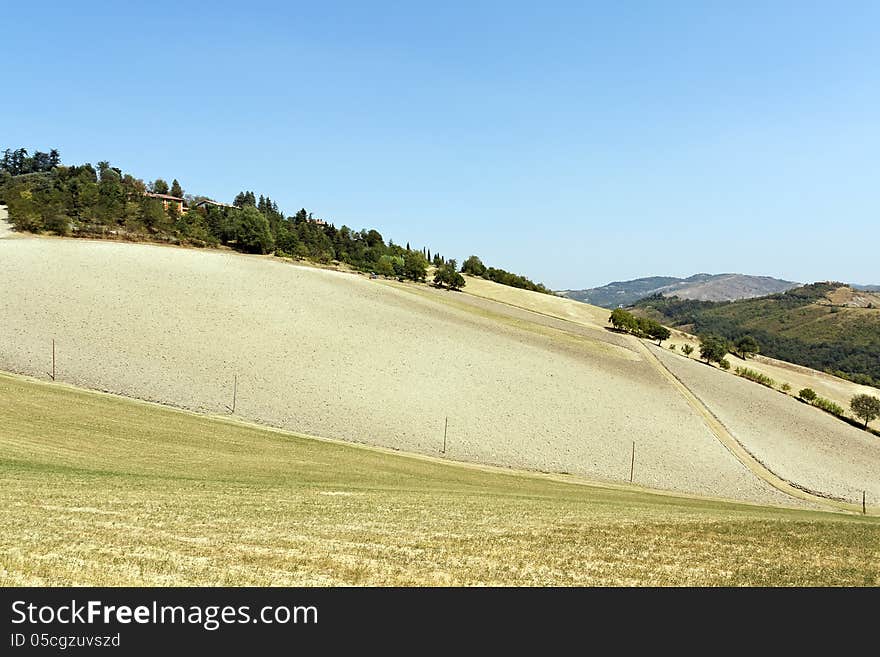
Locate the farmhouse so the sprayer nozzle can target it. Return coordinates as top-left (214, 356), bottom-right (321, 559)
top-left (194, 199), bottom-right (237, 210)
top-left (144, 192), bottom-right (186, 214)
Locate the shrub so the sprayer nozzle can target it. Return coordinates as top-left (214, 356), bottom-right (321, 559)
top-left (669, 344), bottom-right (676, 351)
top-left (812, 396), bottom-right (845, 417)
top-left (735, 367), bottom-right (775, 388)
top-left (719, 358), bottom-right (731, 370)
top-left (681, 344), bottom-right (694, 357)
top-left (781, 383), bottom-right (791, 392)
top-left (45, 213), bottom-right (71, 236)
top-left (799, 388), bottom-right (817, 402)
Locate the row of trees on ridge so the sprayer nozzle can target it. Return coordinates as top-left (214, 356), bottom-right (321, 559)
top-left (1, 147), bottom-right (552, 295)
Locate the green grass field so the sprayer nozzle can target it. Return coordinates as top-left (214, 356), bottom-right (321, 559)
top-left (1, 372), bottom-right (878, 586)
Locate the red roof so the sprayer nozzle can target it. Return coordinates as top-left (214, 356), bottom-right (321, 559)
top-left (145, 192), bottom-right (185, 201)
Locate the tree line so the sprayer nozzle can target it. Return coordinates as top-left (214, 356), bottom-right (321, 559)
top-left (0, 147), bottom-right (550, 294)
top-left (1, 148), bottom-right (61, 175)
top-left (461, 255), bottom-right (552, 294)
top-left (607, 308), bottom-right (671, 344)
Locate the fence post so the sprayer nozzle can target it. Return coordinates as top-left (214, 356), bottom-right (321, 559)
top-left (226, 374), bottom-right (237, 414)
top-left (630, 441), bottom-right (635, 483)
top-left (442, 416), bottom-right (448, 454)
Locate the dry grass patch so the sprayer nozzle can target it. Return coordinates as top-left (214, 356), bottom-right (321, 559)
top-left (1, 373), bottom-right (877, 586)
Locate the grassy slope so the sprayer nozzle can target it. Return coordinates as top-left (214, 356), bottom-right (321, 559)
top-left (1, 372), bottom-right (878, 586)
top-left (705, 297), bottom-right (880, 344)
top-left (632, 286), bottom-right (880, 382)
top-left (638, 289), bottom-right (880, 346)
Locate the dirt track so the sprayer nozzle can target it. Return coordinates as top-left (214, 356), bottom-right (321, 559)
top-left (420, 280), bottom-right (880, 510)
top-left (0, 237), bottom-right (805, 506)
top-left (652, 345), bottom-right (880, 505)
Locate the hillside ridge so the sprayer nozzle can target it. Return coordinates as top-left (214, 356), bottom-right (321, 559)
top-left (561, 273), bottom-right (799, 308)
top-left (632, 282), bottom-right (880, 386)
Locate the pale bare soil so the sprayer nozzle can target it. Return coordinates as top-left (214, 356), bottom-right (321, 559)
top-left (652, 345), bottom-right (880, 504)
top-left (446, 273), bottom-right (880, 507)
top-left (0, 205), bottom-right (11, 239)
top-left (824, 286), bottom-right (880, 308)
top-left (462, 276), bottom-right (878, 415)
top-left (0, 237), bottom-right (798, 506)
top-left (461, 274), bottom-right (612, 327)
top-left (460, 273), bottom-right (879, 415)
top-left (662, 331), bottom-right (878, 413)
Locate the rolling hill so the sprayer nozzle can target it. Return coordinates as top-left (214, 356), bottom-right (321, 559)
top-left (2, 233), bottom-right (880, 589)
top-left (561, 273), bottom-right (799, 308)
top-left (1, 235), bottom-right (878, 512)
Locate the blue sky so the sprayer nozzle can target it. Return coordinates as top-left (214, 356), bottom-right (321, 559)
top-left (4, 1), bottom-right (878, 289)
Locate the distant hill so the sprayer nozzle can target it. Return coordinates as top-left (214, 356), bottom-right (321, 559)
top-left (854, 284), bottom-right (880, 292)
top-left (560, 273), bottom-right (799, 308)
top-left (632, 282), bottom-right (880, 386)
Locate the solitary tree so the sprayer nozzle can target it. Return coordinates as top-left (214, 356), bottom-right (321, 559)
top-left (152, 178), bottom-right (170, 195)
top-left (682, 344), bottom-right (694, 357)
top-left (734, 335), bottom-right (760, 360)
top-left (647, 323), bottom-right (671, 346)
top-left (699, 334), bottom-right (729, 365)
top-left (170, 178), bottom-right (183, 198)
top-left (850, 394), bottom-right (880, 429)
